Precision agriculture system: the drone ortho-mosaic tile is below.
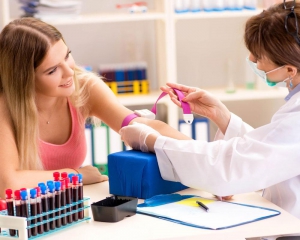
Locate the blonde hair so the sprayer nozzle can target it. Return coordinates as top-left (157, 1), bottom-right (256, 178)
top-left (0, 17), bottom-right (95, 170)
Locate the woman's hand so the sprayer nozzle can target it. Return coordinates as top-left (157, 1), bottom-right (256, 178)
top-left (161, 82), bottom-right (231, 134)
top-left (78, 165), bottom-right (108, 185)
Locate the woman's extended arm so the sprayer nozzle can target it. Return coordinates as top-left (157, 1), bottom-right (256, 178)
top-left (87, 78), bottom-right (191, 140)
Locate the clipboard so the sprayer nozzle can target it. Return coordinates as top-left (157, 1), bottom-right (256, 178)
top-left (137, 194), bottom-right (280, 230)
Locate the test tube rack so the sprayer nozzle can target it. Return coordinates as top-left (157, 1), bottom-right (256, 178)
top-left (0, 197), bottom-right (91, 240)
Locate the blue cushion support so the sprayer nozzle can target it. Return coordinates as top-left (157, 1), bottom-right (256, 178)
top-left (108, 150), bottom-right (188, 199)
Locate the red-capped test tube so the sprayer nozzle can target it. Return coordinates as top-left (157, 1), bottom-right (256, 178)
top-left (60, 179), bottom-right (67, 226)
top-left (54, 181), bottom-right (62, 228)
top-left (20, 190), bottom-right (31, 238)
top-left (77, 174), bottom-right (84, 219)
top-left (53, 172), bottom-right (60, 181)
top-left (35, 187), bottom-right (44, 234)
top-left (30, 188), bottom-right (38, 237)
top-left (64, 177), bottom-right (73, 223)
top-left (14, 190), bottom-right (21, 237)
top-left (72, 175), bottom-right (79, 222)
top-left (5, 189), bottom-right (16, 236)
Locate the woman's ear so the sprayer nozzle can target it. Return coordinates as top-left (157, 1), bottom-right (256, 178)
top-left (286, 65), bottom-right (298, 78)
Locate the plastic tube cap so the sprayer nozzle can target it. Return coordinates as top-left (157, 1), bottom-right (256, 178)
top-left (30, 188), bottom-right (37, 199)
top-left (55, 181), bottom-right (61, 191)
top-left (72, 175), bottom-right (79, 185)
top-left (61, 172), bottom-right (68, 179)
top-left (48, 183), bottom-right (55, 193)
top-left (14, 190), bottom-right (21, 200)
top-left (20, 190), bottom-right (28, 200)
top-left (53, 172), bottom-right (60, 181)
top-left (38, 182), bottom-right (46, 188)
top-left (5, 189), bottom-right (13, 199)
top-left (47, 180), bottom-right (54, 187)
top-left (40, 185), bottom-right (47, 195)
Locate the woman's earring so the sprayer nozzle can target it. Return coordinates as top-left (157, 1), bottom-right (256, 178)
top-left (289, 76), bottom-right (294, 89)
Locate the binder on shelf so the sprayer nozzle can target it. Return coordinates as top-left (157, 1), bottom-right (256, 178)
top-left (179, 117), bottom-right (210, 141)
top-left (93, 123), bottom-right (109, 174)
top-left (82, 124), bottom-right (93, 167)
top-left (85, 122), bottom-right (125, 175)
top-left (108, 128), bottom-right (123, 154)
top-left (193, 117), bottom-right (210, 141)
top-left (179, 119), bottom-right (193, 139)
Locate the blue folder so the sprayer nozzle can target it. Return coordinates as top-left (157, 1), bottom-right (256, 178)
top-left (108, 150), bottom-right (188, 199)
top-left (137, 194), bottom-right (281, 230)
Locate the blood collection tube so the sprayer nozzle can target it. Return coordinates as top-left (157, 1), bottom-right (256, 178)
top-left (30, 188), bottom-right (38, 237)
top-left (64, 177), bottom-right (73, 224)
top-left (35, 187), bottom-right (44, 234)
top-left (20, 190), bottom-right (31, 238)
top-left (14, 190), bottom-right (21, 237)
top-left (5, 189), bottom-right (16, 236)
top-left (54, 181), bottom-right (62, 228)
top-left (68, 173), bottom-right (75, 197)
top-left (53, 172), bottom-right (60, 181)
top-left (40, 185), bottom-right (50, 232)
top-left (77, 174), bottom-right (84, 219)
top-left (47, 183), bottom-right (56, 230)
top-left (60, 179), bottom-right (67, 226)
top-left (72, 175), bottom-right (79, 222)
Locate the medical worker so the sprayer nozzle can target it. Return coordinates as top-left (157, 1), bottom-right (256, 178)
top-left (120, 2), bottom-right (300, 237)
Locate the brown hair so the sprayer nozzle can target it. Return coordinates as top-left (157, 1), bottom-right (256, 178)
top-left (0, 17), bottom-right (94, 170)
top-left (244, 1), bottom-right (300, 70)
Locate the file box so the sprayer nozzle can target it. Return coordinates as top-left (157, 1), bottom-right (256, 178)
top-left (108, 150), bottom-right (188, 199)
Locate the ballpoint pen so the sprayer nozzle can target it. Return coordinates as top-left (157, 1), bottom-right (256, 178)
top-left (196, 201), bottom-right (209, 212)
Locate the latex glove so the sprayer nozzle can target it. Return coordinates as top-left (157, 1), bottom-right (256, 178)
top-left (215, 195), bottom-right (233, 201)
top-left (119, 122), bottom-right (161, 152)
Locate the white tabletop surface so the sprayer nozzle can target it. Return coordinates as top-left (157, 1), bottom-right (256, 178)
top-left (40, 181), bottom-right (300, 240)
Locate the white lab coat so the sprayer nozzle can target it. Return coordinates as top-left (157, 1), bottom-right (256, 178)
top-left (154, 89), bottom-right (300, 220)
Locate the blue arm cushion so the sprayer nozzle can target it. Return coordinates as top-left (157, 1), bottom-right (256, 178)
top-left (108, 150), bottom-right (188, 199)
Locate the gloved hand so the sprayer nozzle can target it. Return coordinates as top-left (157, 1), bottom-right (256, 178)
top-left (119, 122), bottom-right (161, 152)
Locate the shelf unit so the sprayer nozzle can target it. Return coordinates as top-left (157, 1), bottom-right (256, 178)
top-left (0, 0), bottom-right (286, 130)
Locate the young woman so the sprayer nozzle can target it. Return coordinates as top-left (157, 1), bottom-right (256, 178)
top-left (0, 17), bottom-right (190, 197)
top-left (120, 2), bottom-right (300, 238)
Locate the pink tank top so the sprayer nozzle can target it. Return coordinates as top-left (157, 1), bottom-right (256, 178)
top-left (39, 100), bottom-right (87, 170)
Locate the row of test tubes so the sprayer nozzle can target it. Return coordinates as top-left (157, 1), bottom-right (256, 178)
top-left (2, 172), bottom-right (84, 239)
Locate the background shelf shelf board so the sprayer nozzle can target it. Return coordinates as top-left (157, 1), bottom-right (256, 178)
top-left (208, 88), bottom-right (288, 102)
top-left (117, 88), bottom-right (288, 107)
top-left (117, 91), bottom-right (168, 106)
top-left (174, 9), bottom-right (262, 20)
top-left (36, 12), bottom-right (166, 25)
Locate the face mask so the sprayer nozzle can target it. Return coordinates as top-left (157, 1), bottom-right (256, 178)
top-left (246, 57), bottom-right (292, 88)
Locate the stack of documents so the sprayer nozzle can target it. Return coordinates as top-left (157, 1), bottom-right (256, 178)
top-left (19, 0), bottom-right (82, 20)
top-left (137, 194), bottom-right (280, 230)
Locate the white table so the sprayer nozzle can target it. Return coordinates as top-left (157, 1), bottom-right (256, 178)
top-left (41, 181), bottom-right (300, 240)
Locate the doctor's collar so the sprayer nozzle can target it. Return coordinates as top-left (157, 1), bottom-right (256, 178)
top-left (285, 82), bottom-right (300, 101)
